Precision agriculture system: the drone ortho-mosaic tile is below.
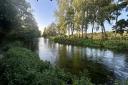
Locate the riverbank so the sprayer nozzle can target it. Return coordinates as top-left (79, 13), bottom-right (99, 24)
top-left (0, 41), bottom-right (93, 85)
top-left (50, 35), bottom-right (128, 51)
top-left (0, 38), bottom-right (94, 85)
top-left (1, 38), bottom-right (127, 85)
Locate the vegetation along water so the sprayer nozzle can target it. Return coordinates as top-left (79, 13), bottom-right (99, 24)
top-left (0, 0), bottom-right (128, 85)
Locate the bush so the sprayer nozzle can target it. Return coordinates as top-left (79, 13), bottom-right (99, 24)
top-left (5, 27), bottom-right (41, 44)
top-left (0, 47), bottom-right (49, 85)
top-left (51, 35), bottom-right (128, 51)
top-left (1, 41), bottom-right (23, 52)
top-left (0, 47), bottom-right (93, 85)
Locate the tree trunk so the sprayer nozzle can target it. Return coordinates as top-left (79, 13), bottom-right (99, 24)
top-left (101, 25), bottom-right (107, 39)
top-left (81, 25), bottom-right (84, 38)
top-left (91, 21), bottom-right (95, 39)
top-left (84, 23), bottom-right (88, 38)
top-left (85, 8), bottom-right (89, 39)
top-left (115, 1), bottom-right (119, 37)
top-left (85, 28), bottom-right (87, 38)
top-left (115, 13), bottom-right (118, 37)
top-left (68, 25), bottom-right (70, 37)
top-left (103, 26), bottom-right (107, 39)
top-left (71, 23), bottom-right (74, 36)
top-left (101, 27), bottom-right (104, 39)
top-left (78, 30), bottom-right (80, 38)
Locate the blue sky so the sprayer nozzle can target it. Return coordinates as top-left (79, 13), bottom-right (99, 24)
top-left (28, 0), bottom-right (127, 32)
top-left (28, 0), bottom-right (57, 30)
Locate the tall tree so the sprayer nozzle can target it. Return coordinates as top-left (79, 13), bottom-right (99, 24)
top-left (0, 0), bottom-right (40, 42)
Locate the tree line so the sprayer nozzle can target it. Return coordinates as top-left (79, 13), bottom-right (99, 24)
top-left (0, 1), bottom-right (93, 85)
top-left (43, 0), bottom-right (128, 39)
top-left (0, 0), bottom-right (41, 43)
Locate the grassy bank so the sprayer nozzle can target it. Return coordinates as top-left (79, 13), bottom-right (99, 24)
top-left (0, 40), bottom-right (127, 85)
top-left (51, 35), bottom-right (128, 51)
top-left (0, 41), bottom-right (93, 85)
top-left (0, 35), bottom-right (127, 85)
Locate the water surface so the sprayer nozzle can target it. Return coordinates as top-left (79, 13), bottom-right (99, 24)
top-left (37, 38), bottom-right (128, 83)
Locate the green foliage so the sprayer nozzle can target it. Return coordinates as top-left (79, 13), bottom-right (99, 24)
top-left (113, 19), bottom-right (128, 35)
top-left (0, 47), bottom-right (42, 85)
top-left (0, 47), bottom-right (92, 85)
top-left (1, 41), bottom-right (24, 52)
top-left (44, 0), bottom-right (128, 39)
top-left (43, 23), bottom-right (58, 38)
top-left (8, 27), bottom-right (40, 41)
top-left (0, 0), bottom-right (41, 42)
top-left (52, 35), bottom-right (128, 51)
top-left (73, 77), bottom-right (93, 85)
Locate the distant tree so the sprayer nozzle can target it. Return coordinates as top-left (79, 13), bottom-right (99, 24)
top-left (113, 19), bottom-right (128, 36)
top-left (43, 0), bottom-right (128, 39)
top-left (43, 23), bottom-right (58, 37)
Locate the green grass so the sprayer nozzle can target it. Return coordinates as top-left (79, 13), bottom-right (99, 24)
top-left (51, 35), bottom-right (128, 51)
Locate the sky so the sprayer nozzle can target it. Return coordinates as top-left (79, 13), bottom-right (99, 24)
top-left (28, 0), bottom-right (127, 33)
top-left (28, 0), bottom-right (57, 31)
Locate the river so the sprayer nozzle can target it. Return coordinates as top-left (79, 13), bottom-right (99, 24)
top-left (37, 38), bottom-right (128, 83)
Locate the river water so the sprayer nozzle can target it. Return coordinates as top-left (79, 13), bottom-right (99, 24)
top-left (37, 38), bottom-right (128, 83)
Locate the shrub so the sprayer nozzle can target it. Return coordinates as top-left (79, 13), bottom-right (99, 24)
top-left (51, 35), bottom-right (128, 51)
top-left (0, 47), bottom-right (49, 85)
top-left (0, 47), bottom-right (93, 85)
top-left (1, 41), bottom-right (23, 52)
